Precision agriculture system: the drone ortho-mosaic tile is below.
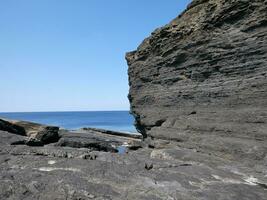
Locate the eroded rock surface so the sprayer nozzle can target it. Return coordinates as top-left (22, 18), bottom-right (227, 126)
top-left (0, 119), bottom-right (26, 136)
top-left (1, 0), bottom-right (267, 199)
top-left (126, 0), bottom-right (267, 161)
top-left (0, 119), bottom-right (60, 145)
top-left (1, 129), bottom-right (267, 200)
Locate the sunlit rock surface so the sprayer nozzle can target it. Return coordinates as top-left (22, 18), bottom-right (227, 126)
top-left (1, 129), bottom-right (267, 199)
top-left (126, 0), bottom-right (267, 161)
top-left (1, 0), bottom-right (267, 199)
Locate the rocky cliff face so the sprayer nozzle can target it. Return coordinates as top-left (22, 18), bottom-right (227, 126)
top-left (126, 0), bottom-right (267, 158)
top-left (1, 1), bottom-right (267, 199)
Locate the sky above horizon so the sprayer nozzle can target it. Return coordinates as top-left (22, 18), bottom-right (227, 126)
top-left (0, 0), bottom-right (191, 112)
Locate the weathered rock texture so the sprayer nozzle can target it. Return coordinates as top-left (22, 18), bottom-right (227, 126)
top-left (1, 129), bottom-right (267, 200)
top-left (0, 119), bottom-right (26, 136)
top-left (0, 119), bottom-right (60, 145)
top-left (126, 0), bottom-right (267, 160)
top-left (1, 1), bottom-right (267, 199)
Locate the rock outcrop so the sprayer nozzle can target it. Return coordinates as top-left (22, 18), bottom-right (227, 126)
top-left (126, 0), bottom-right (267, 160)
top-left (1, 129), bottom-right (267, 200)
top-left (0, 119), bottom-right (26, 135)
top-left (1, 0), bottom-right (267, 199)
top-left (0, 119), bottom-right (60, 145)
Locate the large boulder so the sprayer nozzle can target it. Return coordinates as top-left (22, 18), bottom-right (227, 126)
top-left (0, 119), bottom-right (26, 135)
top-left (126, 0), bottom-right (267, 159)
top-left (0, 119), bottom-right (60, 144)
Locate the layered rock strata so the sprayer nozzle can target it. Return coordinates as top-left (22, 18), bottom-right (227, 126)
top-left (1, 0), bottom-right (267, 199)
top-left (1, 128), bottom-right (267, 200)
top-left (126, 0), bottom-right (267, 161)
top-left (0, 119), bottom-right (60, 145)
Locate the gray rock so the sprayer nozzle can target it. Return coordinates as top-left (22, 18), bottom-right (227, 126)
top-left (55, 129), bottom-right (143, 153)
top-left (126, 0), bottom-right (267, 162)
top-left (1, 0), bottom-right (267, 199)
top-left (33, 126), bottom-right (60, 144)
top-left (0, 119), bottom-right (26, 136)
top-left (56, 137), bottom-right (118, 153)
top-left (81, 127), bottom-right (142, 139)
top-left (25, 138), bottom-right (44, 147)
top-left (0, 118), bottom-right (60, 144)
top-left (1, 130), bottom-right (267, 200)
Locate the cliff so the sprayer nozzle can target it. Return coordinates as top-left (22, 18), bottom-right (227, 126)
top-left (1, 1), bottom-right (267, 199)
top-left (126, 0), bottom-right (267, 159)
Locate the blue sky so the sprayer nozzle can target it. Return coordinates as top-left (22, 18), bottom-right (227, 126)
top-left (0, 0), bottom-right (191, 112)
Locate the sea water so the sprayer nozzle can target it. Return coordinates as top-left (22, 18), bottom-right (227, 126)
top-left (0, 111), bottom-right (137, 133)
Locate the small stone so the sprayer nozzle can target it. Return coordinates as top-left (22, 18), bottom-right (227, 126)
top-left (81, 154), bottom-right (97, 160)
top-left (145, 162), bottom-right (153, 170)
top-left (88, 194), bottom-right (95, 199)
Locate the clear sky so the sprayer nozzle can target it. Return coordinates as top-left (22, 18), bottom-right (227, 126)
top-left (0, 0), bottom-right (191, 112)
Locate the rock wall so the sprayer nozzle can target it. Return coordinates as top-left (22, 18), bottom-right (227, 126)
top-left (126, 0), bottom-right (267, 157)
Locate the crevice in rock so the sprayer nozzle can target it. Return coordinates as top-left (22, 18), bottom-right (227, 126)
top-left (255, 182), bottom-right (267, 190)
top-left (56, 140), bottom-right (118, 153)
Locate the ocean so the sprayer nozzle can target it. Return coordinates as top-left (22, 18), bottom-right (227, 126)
top-left (0, 111), bottom-right (137, 133)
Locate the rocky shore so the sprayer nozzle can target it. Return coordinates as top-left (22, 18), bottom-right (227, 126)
top-left (1, 118), bottom-right (267, 200)
top-left (1, 0), bottom-right (267, 199)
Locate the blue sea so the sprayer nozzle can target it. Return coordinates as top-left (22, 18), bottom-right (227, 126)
top-left (0, 111), bottom-right (137, 133)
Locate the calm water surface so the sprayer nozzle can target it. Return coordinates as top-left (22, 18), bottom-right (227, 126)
top-left (0, 111), bottom-right (137, 133)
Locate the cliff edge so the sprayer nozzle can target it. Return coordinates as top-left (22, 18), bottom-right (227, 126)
top-left (126, 0), bottom-right (267, 160)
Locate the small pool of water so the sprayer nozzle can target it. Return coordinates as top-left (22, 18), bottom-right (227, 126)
top-left (117, 146), bottom-right (128, 154)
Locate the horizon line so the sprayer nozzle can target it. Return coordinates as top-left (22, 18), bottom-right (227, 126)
top-left (0, 110), bottom-right (131, 114)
